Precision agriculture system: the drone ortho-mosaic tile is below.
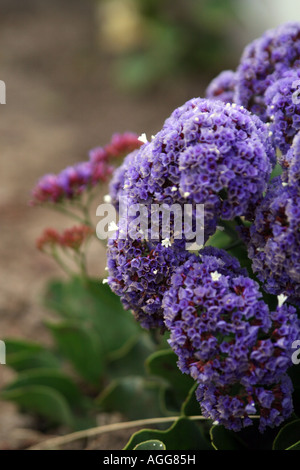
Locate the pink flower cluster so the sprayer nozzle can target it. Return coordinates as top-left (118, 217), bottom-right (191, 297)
top-left (36, 225), bottom-right (94, 251)
top-left (31, 133), bottom-right (141, 205)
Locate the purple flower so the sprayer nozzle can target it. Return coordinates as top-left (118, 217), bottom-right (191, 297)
top-left (205, 70), bottom-right (237, 104)
top-left (196, 374), bottom-right (294, 433)
top-left (163, 246), bottom-right (299, 427)
top-left (246, 176), bottom-right (300, 303)
top-left (122, 98), bottom-right (274, 236)
top-left (265, 70), bottom-right (300, 154)
top-left (287, 132), bottom-right (300, 185)
top-left (106, 222), bottom-right (190, 329)
top-left (235, 22), bottom-right (300, 121)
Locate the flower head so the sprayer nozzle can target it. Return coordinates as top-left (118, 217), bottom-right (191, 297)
top-left (164, 247), bottom-right (299, 387)
top-left (236, 22), bottom-right (300, 120)
top-left (265, 70), bottom-right (300, 154)
top-left (205, 70), bottom-right (237, 104)
top-left (246, 176), bottom-right (300, 303)
top-left (197, 374), bottom-right (294, 433)
top-left (121, 98), bottom-right (274, 238)
top-left (106, 222), bottom-right (190, 329)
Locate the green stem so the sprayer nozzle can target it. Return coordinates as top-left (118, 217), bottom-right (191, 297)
top-left (51, 247), bottom-right (73, 277)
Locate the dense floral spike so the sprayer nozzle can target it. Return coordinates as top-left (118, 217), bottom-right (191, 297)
top-left (89, 132), bottom-right (142, 164)
top-left (36, 225), bottom-right (93, 251)
top-left (196, 374), bottom-right (294, 433)
top-left (265, 70), bottom-right (300, 154)
top-left (205, 70), bottom-right (237, 104)
top-left (236, 22), bottom-right (300, 121)
top-left (122, 98), bottom-right (274, 237)
top-left (246, 176), bottom-right (300, 302)
top-left (36, 228), bottom-right (61, 251)
top-left (31, 174), bottom-right (64, 204)
top-left (164, 247), bottom-right (299, 383)
top-left (106, 223), bottom-right (190, 330)
top-left (31, 133), bottom-right (141, 205)
top-left (60, 225), bottom-right (94, 250)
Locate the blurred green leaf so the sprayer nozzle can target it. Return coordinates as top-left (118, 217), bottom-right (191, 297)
top-left (46, 321), bottom-right (104, 385)
top-left (4, 338), bottom-right (60, 371)
top-left (286, 441), bottom-right (300, 450)
top-left (1, 385), bottom-right (74, 427)
top-left (45, 277), bottom-right (139, 357)
top-left (146, 349), bottom-right (194, 412)
top-left (206, 229), bottom-right (232, 249)
top-left (108, 334), bottom-right (156, 379)
top-left (3, 369), bottom-right (82, 407)
top-left (273, 419), bottom-right (300, 450)
top-left (98, 376), bottom-right (164, 420)
top-left (124, 417), bottom-right (212, 450)
top-left (181, 383), bottom-right (200, 417)
top-left (210, 425), bottom-right (249, 450)
top-left (134, 439), bottom-right (166, 450)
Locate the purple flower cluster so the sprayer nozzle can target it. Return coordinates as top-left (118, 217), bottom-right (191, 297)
top-left (265, 70), bottom-right (300, 154)
top-left (286, 132), bottom-right (300, 185)
top-left (163, 247), bottom-right (299, 431)
top-left (197, 374), bottom-right (294, 433)
top-left (205, 70), bottom-right (236, 104)
top-left (106, 223), bottom-right (190, 329)
top-left (246, 177), bottom-right (300, 303)
top-left (122, 98), bottom-right (274, 235)
top-left (31, 133), bottom-right (141, 205)
top-left (235, 22), bottom-right (300, 121)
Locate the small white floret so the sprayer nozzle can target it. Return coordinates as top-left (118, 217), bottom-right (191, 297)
top-left (162, 238), bottom-right (172, 248)
top-left (211, 271), bottom-right (222, 281)
top-left (138, 133), bottom-right (148, 144)
top-left (278, 293), bottom-right (288, 308)
top-left (108, 221), bottom-right (118, 232)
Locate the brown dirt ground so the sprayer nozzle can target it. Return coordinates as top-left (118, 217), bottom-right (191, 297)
top-left (0, 0), bottom-right (206, 449)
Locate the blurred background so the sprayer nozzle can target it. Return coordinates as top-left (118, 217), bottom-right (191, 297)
top-left (0, 0), bottom-right (300, 448)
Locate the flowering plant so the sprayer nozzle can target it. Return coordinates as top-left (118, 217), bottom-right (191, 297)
top-left (3, 22), bottom-right (300, 451)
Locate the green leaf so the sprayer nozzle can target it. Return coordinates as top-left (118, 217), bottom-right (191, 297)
top-left (108, 334), bottom-right (156, 379)
top-left (146, 349), bottom-right (195, 413)
top-left (206, 229), bottom-right (232, 249)
top-left (3, 369), bottom-right (82, 406)
top-left (124, 417), bottom-right (212, 450)
top-left (273, 419), bottom-right (300, 450)
top-left (181, 383), bottom-right (201, 417)
top-left (45, 277), bottom-right (139, 357)
top-left (4, 338), bottom-right (60, 372)
top-left (47, 322), bottom-right (104, 385)
top-left (134, 440), bottom-right (166, 450)
top-left (1, 385), bottom-right (73, 427)
top-left (98, 376), bottom-right (164, 420)
top-left (146, 349), bottom-right (194, 397)
top-left (210, 425), bottom-right (249, 450)
top-left (286, 440), bottom-right (300, 450)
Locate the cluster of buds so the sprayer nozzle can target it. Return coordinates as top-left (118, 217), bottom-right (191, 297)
top-left (36, 225), bottom-right (94, 252)
top-left (31, 133), bottom-right (141, 205)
